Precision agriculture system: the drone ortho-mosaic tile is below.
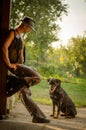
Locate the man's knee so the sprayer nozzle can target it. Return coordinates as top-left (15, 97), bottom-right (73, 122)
top-left (37, 77), bottom-right (41, 84)
top-left (34, 75), bottom-right (42, 84)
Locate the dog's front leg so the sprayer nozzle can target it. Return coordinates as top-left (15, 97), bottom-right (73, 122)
top-left (57, 100), bottom-right (62, 118)
top-left (53, 102), bottom-right (55, 117)
top-left (57, 103), bottom-right (60, 118)
top-left (50, 101), bottom-right (55, 117)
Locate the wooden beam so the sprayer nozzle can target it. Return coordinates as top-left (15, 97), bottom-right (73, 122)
top-left (0, 0), bottom-right (11, 117)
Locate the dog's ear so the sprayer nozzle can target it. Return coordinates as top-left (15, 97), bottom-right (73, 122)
top-left (58, 79), bottom-right (61, 84)
top-left (56, 79), bottom-right (61, 84)
top-left (47, 78), bottom-right (50, 82)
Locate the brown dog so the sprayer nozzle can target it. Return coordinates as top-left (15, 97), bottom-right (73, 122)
top-left (47, 78), bottom-right (77, 119)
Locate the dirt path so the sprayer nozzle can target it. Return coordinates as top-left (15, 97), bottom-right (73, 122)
top-left (7, 102), bottom-right (86, 130)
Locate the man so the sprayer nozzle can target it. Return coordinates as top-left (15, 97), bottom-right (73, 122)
top-left (2, 16), bottom-right (50, 123)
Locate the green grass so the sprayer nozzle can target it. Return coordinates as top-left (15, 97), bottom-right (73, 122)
top-left (30, 79), bottom-right (86, 107)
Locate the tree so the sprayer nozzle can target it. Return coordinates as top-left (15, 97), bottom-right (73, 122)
top-left (67, 35), bottom-right (86, 77)
top-left (10, 0), bottom-right (68, 63)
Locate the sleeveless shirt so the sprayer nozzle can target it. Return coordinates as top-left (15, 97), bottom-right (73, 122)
top-left (8, 29), bottom-right (24, 64)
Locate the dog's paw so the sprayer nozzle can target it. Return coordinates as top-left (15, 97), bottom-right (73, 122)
top-left (50, 114), bottom-right (54, 117)
top-left (54, 116), bottom-right (58, 119)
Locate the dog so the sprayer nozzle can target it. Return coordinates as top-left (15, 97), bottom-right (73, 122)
top-left (47, 78), bottom-right (77, 118)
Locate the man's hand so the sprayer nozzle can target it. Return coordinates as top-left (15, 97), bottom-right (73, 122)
top-left (9, 63), bottom-right (20, 71)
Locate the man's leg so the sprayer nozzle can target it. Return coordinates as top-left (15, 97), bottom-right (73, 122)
top-left (6, 75), bottom-right (28, 97)
top-left (10, 64), bottom-right (41, 87)
top-left (9, 64), bottom-right (50, 123)
top-left (19, 87), bottom-right (50, 123)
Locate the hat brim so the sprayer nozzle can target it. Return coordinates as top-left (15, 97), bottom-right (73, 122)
top-left (21, 19), bottom-right (36, 31)
top-left (28, 25), bottom-right (36, 31)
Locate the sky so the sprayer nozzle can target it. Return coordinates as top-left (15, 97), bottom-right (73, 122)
top-left (52, 0), bottom-right (86, 47)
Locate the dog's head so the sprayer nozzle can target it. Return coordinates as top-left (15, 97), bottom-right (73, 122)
top-left (47, 78), bottom-right (61, 94)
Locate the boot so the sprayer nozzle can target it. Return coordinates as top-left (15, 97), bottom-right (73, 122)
top-left (32, 115), bottom-right (50, 123)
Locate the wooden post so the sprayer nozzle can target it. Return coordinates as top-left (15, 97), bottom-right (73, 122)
top-left (0, 0), bottom-right (11, 118)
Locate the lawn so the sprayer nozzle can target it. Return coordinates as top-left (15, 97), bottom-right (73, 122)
top-left (30, 79), bottom-right (86, 107)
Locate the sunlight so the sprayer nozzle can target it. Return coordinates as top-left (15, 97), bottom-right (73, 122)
top-left (51, 41), bottom-right (61, 48)
top-left (52, 0), bottom-right (86, 48)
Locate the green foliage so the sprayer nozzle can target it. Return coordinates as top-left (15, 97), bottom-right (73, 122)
top-left (67, 35), bottom-right (86, 77)
top-left (25, 33), bottom-right (86, 78)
